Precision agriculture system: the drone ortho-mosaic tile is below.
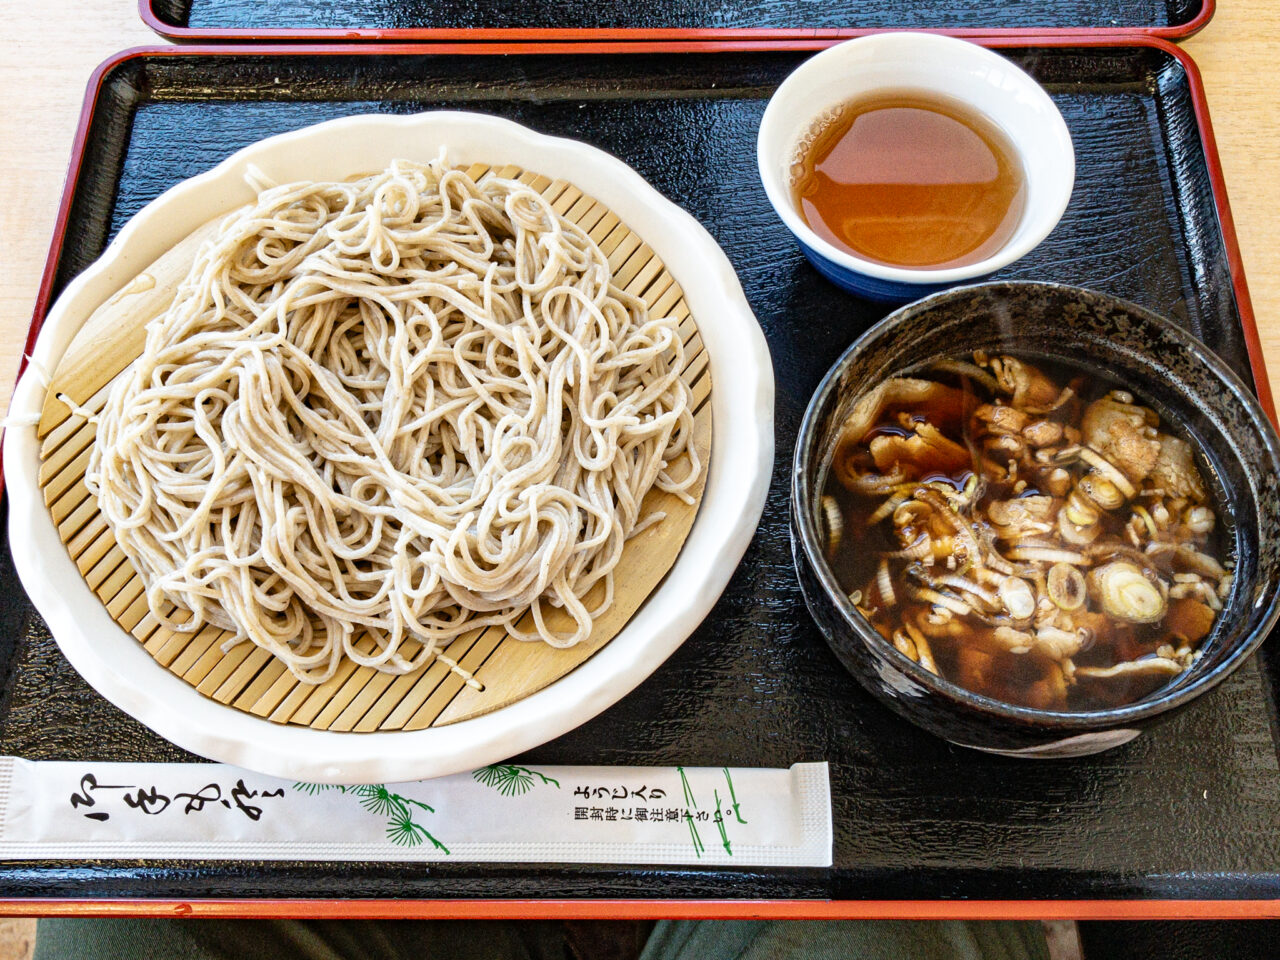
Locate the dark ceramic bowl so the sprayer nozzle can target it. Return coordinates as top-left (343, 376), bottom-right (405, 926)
top-left (792, 281), bottom-right (1280, 757)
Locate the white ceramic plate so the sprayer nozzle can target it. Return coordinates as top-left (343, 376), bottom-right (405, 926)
top-left (4, 112), bottom-right (774, 784)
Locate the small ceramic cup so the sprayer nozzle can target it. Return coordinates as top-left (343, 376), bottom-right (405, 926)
top-left (758, 33), bottom-right (1075, 302)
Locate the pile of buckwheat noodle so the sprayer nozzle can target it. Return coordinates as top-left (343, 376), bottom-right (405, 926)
top-left (87, 157), bottom-right (700, 686)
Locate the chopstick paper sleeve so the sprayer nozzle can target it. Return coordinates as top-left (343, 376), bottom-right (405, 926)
top-left (0, 757), bottom-right (831, 866)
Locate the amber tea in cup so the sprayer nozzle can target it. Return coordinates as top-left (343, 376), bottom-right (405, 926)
top-left (791, 91), bottom-right (1027, 270)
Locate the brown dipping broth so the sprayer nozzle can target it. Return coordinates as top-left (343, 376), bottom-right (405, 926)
top-left (821, 355), bottom-right (1229, 712)
top-left (791, 91), bottom-right (1027, 270)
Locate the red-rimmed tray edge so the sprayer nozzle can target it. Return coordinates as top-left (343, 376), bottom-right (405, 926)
top-left (0, 896), bottom-right (1278, 920)
top-left (2, 37), bottom-right (1275, 918)
top-left (136, 0), bottom-right (1217, 44)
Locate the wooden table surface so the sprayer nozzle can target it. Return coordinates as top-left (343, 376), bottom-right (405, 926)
top-left (1, 3), bottom-right (1278, 417)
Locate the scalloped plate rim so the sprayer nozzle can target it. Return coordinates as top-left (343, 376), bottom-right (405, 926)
top-left (3, 111), bottom-right (774, 784)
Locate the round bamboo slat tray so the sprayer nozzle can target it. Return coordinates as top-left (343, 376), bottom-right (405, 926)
top-left (35, 163), bottom-right (711, 734)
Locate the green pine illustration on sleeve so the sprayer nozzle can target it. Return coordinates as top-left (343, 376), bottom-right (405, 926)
top-left (676, 768), bottom-right (746, 858)
top-left (471, 765), bottom-right (560, 796)
top-left (677, 767), bottom-right (705, 858)
top-left (722, 767), bottom-right (748, 824)
top-left (292, 782), bottom-right (449, 852)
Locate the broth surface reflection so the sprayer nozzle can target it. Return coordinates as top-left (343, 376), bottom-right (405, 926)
top-left (821, 352), bottom-right (1230, 711)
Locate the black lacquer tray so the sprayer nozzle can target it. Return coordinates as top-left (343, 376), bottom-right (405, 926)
top-left (5, 39), bottom-right (1279, 914)
top-left (139, 0), bottom-right (1214, 42)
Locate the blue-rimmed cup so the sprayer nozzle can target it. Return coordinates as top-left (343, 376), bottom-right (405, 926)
top-left (758, 33), bottom-right (1075, 302)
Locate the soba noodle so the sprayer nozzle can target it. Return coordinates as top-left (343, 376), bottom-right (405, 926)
top-left (86, 157), bottom-right (700, 685)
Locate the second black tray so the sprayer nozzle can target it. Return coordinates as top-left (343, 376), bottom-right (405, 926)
top-left (141, 0), bottom-right (1214, 41)
top-left (4, 39), bottom-right (1278, 908)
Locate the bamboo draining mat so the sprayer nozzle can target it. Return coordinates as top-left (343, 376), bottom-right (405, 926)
top-left (35, 163), bottom-right (712, 733)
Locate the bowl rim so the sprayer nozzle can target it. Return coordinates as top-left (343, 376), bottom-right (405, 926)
top-left (792, 279), bottom-right (1280, 729)
top-left (3, 110), bottom-right (775, 783)
top-left (756, 32), bottom-right (1076, 286)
